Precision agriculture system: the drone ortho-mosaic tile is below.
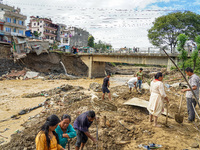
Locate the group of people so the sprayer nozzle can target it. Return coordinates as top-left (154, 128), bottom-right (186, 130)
top-left (35, 111), bottom-right (96, 150)
top-left (127, 68), bottom-right (144, 93)
top-left (35, 67), bottom-right (200, 149)
top-left (147, 67), bottom-right (199, 127)
top-left (102, 67), bottom-right (199, 128)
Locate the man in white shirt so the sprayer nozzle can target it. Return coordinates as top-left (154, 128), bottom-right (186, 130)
top-left (127, 77), bottom-right (140, 93)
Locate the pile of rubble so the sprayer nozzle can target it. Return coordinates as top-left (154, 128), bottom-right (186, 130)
top-left (0, 68), bottom-right (77, 81)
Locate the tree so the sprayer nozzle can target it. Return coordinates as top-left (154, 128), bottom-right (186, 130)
top-left (33, 31), bottom-right (41, 37)
top-left (94, 40), bottom-right (112, 53)
top-left (88, 35), bottom-right (95, 48)
top-left (191, 35), bottom-right (200, 70)
top-left (148, 11), bottom-right (200, 53)
top-left (177, 34), bottom-right (188, 72)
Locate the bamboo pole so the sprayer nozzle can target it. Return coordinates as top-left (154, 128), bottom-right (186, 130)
top-left (162, 49), bottom-right (200, 108)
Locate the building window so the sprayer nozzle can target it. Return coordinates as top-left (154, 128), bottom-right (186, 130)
top-left (34, 23), bottom-right (36, 26)
top-left (19, 20), bottom-right (23, 25)
top-left (5, 27), bottom-right (11, 32)
top-left (19, 30), bottom-right (23, 35)
top-left (40, 25), bottom-right (42, 28)
top-left (13, 28), bottom-right (16, 32)
top-left (6, 17), bottom-right (11, 23)
top-left (40, 21), bottom-right (42, 23)
top-left (38, 22), bottom-right (39, 25)
top-left (13, 19), bottom-right (16, 24)
top-left (38, 29), bottom-right (39, 31)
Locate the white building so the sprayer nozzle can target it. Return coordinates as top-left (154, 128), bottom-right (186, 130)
top-left (29, 16), bottom-right (58, 44)
top-left (57, 23), bottom-right (69, 45)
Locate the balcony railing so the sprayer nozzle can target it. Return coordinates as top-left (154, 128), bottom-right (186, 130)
top-left (43, 32), bottom-right (56, 37)
top-left (0, 30), bottom-right (5, 35)
top-left (5, 11), bottom-right (27, 20)
top-left (44, 26), bottom-right (57, 31)
top-left (4, 22), bottom-right (26, 29)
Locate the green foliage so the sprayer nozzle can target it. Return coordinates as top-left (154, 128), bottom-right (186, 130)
top-left (148, 11), bottom-right (200, 53)
top-left (88, 35), bottom-right (95, 47)
top-left (33, 31), bottom-right (41, 37)
top-left (110, 62), bottom-right (116, 67)
top-left (177, 34), bottom-right (188, 72)
top-left (191, 49), bottom-right (199, 70)
top-left (94, 40), bottom-right (112, 52)
top-left (53, 45), bottom-right (58, 50)
top-left (195, 35), bottom-right (200, 45)
top-left (177, 34), bottom-right (188, 51)
top-left (191, 50), bottom-right (199, 61)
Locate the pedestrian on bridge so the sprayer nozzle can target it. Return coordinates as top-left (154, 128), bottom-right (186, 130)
top-left (136, 68), bottom-right (144, 93)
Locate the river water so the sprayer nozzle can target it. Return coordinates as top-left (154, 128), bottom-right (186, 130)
top-left (0, 75), bottom-right (133, 144)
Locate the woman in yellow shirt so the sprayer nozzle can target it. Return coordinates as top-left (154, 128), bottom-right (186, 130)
top-left (35, 114), bottom-right (65, 150)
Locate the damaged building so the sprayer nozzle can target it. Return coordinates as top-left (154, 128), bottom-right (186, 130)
top-left (0, 3), bottom-right (27, 43)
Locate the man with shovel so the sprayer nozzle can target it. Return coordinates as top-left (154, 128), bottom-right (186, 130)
top-left (181, 67), bottom-right (200, 123)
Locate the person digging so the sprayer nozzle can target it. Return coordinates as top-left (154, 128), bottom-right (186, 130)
top-left (74, 111), bottom-right (97, 150)
top-left (181, 67), bottom-right (200, 123)
top-left (127, 76), bottom-right (140, 94)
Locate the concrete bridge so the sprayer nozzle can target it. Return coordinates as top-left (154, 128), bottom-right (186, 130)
top-left (78, 53), bottom-right (178, 78)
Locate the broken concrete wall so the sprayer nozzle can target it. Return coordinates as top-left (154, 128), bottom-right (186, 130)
top-left (0, 43), bottom-right (25, 76)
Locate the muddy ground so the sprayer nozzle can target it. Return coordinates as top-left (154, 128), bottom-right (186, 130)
top-left (1, 72), bottom-right (200, 150)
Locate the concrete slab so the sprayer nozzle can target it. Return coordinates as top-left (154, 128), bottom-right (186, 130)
top-left (124, 98), bottom-right (172, 118)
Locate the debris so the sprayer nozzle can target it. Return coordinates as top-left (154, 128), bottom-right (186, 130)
top-left (191, 143), bottom-right (199, 148)
top-left (171, 83), bottom-right (180, 88)
top-left (118, 120), bottom-right (134, 131)
top-left (0, 128), bottom-right (9, 133)
top-left (112, 93), bottom-right (119, 98)
top-left (116, 140), bottom-right (131, 145)
top-left (91, 93), bottom-right (99, 101)
top-left (124, 98), bottom-right (173, 118)
top-left (138, 143), bottom-right (162, 149)
top-left (89, 82), bottom-right (102, 92)
top-left (0, 134), bottom-right (8, 139)
top-left (18, 110), bottom-right (27, 115)
top-left (165, 83), bottom-right (171, 88)
top-left (142, 83), bottom-right (150, 90)
top-left (24, 71), bottom-right (39, 79)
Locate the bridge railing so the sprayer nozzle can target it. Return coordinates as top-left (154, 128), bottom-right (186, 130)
top-left (86, 48), bottom-right (173, 54)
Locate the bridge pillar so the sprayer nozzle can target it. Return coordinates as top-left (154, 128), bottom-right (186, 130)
top-left (167, 57), bottom-right (177, 71)
top-left (87, 56), bottom-right (105, 78)
top-left (89, 56), bottom-right (93, 78)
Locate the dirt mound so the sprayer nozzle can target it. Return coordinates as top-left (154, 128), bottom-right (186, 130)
top-left (1, 73), bottom-right (200, 150)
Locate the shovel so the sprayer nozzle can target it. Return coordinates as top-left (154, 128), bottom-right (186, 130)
top-left (165, 102), bottom-right (169, 126)
top-left (175, 95), bottom-right (184, 123)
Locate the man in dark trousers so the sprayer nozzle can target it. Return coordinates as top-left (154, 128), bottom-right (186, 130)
top-left (102, 73), bottom-right (111, 101)
top-left (74, 110), bottom-right (96, 150)
top-left (181, 67), bottom-right (200, 122)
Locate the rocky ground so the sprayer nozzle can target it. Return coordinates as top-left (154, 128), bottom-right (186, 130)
top-left (0, 70), bottom-right (200, 150)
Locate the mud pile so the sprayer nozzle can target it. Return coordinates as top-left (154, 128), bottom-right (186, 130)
top-left (1, 73), bottom-right (200, 150)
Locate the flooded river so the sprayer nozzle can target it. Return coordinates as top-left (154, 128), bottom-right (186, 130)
top-left (0, 75), bottom-right (133, 144)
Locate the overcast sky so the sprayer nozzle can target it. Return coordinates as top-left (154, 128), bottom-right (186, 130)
top-left (2, 0), bottom-right (200, 48)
